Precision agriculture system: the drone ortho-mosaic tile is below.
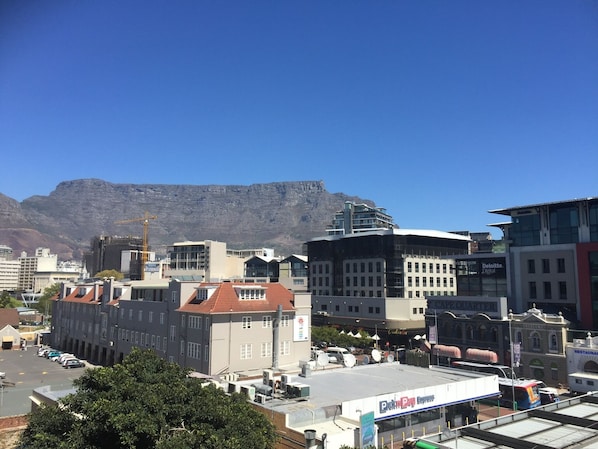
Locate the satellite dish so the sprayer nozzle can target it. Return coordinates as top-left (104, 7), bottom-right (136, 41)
top-left (371, 349), bottom-right (381, 362)
top-left (316, 353), bottom-right (330, 367)
top-left (343, 354), bottom-right (356, 368)
top-left (386, 354), bottom-right (395, 363)
top-left (362, 355), bottom-right (370, 365)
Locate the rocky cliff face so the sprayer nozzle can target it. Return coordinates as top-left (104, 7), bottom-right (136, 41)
top-left (0, 179), bottom-right (373, 260)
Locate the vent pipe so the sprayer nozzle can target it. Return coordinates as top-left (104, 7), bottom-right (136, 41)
top-left (273, 304), bottom-right (282, 369)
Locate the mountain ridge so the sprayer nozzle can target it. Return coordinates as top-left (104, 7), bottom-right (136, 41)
top-left (0, 179), bottom-right (375, 261)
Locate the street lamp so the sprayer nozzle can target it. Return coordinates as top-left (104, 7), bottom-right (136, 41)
top-left (508, 309), bottom-right (517, 411)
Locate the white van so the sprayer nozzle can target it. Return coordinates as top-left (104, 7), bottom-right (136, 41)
top-left (325, 347), bottom-right (351, 364)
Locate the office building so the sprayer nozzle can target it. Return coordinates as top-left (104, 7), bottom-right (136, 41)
top-left (307, 228), bottom-right (469, 344)
top-left (326, 201), bottom-right (395, 236)
top-left (489, 197), bottom-right (598, 327)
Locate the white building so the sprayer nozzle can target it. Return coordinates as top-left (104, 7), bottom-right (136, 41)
top-left (566, 332), bottom-right (598, 395)
top-left (18, 248), bottom-right (58, 292)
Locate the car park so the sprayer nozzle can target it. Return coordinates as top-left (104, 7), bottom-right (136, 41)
top-left (63, 359), bottom-right (85, 369)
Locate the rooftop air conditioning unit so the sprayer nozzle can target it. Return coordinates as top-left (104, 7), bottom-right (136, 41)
top-left (227, 382), bottom-right (240, 394)
top-left (263, 369), bottom-right (274, 385)
top-left (255, 394), bottom-right (267, 404)
top-left (281, 374), bottom-right (292, 390)
top-left (240, 385), bottom-right (256, 401)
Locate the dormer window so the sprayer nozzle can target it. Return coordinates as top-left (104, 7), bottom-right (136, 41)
top-left (236, 286), bottom-right (267, 300)
top-left (194, 286), bottom-right (217, 303)
top-left (75, 287), bottom-right (88, 298)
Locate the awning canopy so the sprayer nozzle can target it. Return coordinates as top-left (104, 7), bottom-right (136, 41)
top-left (432, 344), bottom-right (462, 359)
top-left (465, 348), bottom-right (498, 364)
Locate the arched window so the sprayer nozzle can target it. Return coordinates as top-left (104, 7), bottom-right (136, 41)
top-left (478, 325), bottom-right (487, 341)
top-left (531, 332), bottom-right (541, 352)
top-left (466, 325), bottom-right (474, 340)
top-left (584, 360), bottom-right (598, 374)
top-left (549, 333), bottom-right (558, 351)
top-left (490, 326), bottom-right (498, 342)
top-left (454, 323), bottom-right (462, 339)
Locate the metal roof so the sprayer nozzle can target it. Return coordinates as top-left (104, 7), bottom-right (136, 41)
top-left (418, 392), bottom-right (598, 448)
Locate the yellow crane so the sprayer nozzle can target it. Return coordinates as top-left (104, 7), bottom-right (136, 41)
top-left (115, 211), bottom-right (157, 280)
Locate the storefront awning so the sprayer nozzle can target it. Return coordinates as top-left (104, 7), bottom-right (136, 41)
top-left (432, 344), bottom-right (462, 358)
top-left (465, 348), bottom-right (498, 364)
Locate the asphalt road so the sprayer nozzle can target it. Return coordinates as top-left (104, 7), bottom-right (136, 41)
top-left (0, 348), bottom-right (88, 417)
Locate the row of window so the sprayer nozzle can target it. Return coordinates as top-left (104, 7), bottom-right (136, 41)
top-left (529, 281), bottom-right (568, 300)
top-left (440, 323), bottom-right (561, 352)
top-left (241, 315), bottom-right (290, 329)
top-left (239, 341), bottom-right (291, 359)
top-left (118, 328), bottom-right (168, 351)
top-left (319, 304), bottom-right (382, 315)
top-left (407, 262), bottom-right (451, 274)
top-left (527, 258), bottom-right (566, 274)
top-left (344, 261), bottom-right (383, 274)
top-left (407, 277), bottom-right (453, 288)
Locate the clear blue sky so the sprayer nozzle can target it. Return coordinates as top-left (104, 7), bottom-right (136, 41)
top-left (1, 1), bottom-right (596, 238)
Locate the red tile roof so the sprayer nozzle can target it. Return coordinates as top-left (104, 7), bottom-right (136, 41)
top-left (178, 282), bottom-right (295, 314)
top-left (0, 308), bottom-right (19, 328)
top-left (59, 285), bottom-right (103, 304)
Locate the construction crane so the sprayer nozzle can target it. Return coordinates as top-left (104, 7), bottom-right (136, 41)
top-left (115, 211), bottom-right (157, 280)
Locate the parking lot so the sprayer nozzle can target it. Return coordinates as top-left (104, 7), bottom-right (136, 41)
top-left (0, 347), bottom-right (89, 417)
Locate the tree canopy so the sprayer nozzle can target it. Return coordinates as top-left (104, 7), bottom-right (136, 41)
top-left (19, 349), bottom-right (278, 449)
top-left (94, 269), bottom-right (125, 280)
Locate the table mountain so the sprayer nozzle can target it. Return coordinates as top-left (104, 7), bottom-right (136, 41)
top-left (0, 179), bottom-right (374, 260)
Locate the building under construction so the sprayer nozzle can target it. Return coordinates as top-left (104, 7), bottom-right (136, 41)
top-left (84, 235), bottom-right (144, 280)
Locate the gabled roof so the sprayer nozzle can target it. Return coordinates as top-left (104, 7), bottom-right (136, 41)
top-left (178, 282), bottom-right (295, 314)
top-left (280, 254), bottom-right (308, 263)
top-left (0, 308), bottom-right (19, 328)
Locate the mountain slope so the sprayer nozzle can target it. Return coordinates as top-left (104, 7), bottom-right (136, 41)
top-left (0, 179), bottom-right (374, 260)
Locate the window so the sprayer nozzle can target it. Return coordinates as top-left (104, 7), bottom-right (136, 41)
top-left (544, 281), bottom-right (552, 299)
top-left (550, 334), bottom-right (558, 351)
top-left (205, 345), bottom-right (209, 361)
top-left (542, 259), bottom-right (550, 274)
top-left (181, 315), bottom-right (186, 328)
top-left (262, 316), bottom-right (272, 328)
top-left (170, 325), bottom-right (176, 342)
top-left (531, 332), bottom-right (541, 351)
top-left (148, 311), bottom-right (153, 323)
top-left (408, 277), bottom-right (413, 287)
top-left (242, 316), bottom-right (252, 329)
top-left (557, 258), bottom-right (566, 273)
top-left (280, 340), bottom-right (290, 356)
top-left (281, 316), bottom-right (289, 327)
top-left (527, 259), bottom-right (535, 274)
top-left (180, 340), bottom-right (185, 355)
top-left (241, 343), bottom-right (252, 360)
top-left (407, 262), bottom-right (412, 272)
top-left (529, 281), bottom-right (537, 299)
top-left (415, 263), bottom-right (419, 273)
top-left (261, 342), bottom-right (272, 358)
top-left (160, 313), bottom-right (165, 325)
top-left (559, 281), bottom-right (567, 299)
top-left (188, 342), bottom-right (201, 359)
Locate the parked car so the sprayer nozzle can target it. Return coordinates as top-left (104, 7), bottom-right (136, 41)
top-left (61, 356), bottom-right (79, 367)
top-left (63, 359), bottom-right (85, 369)
top-left (57, 353), bottom-right (74, 364)
top-left (46, 351), bottom-right (62, 360)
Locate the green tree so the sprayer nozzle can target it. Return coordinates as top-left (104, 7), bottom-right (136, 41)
top-left (33, 283), bottom-right (60, 315)
top-left (94, 269), bottom-right (124, 280)
top-left (0, 290), bottom-right (15, 308)
top-left (19, 349), bottom-right (277, 449)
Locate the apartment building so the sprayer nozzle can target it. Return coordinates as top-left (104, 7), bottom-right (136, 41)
top-left (326, 201), bottom-right (395, 236)
top-left (50, 277), bottom-right (312, 376)
top-left (0, 258), bottom-right (19, 292)
top-left (18, 248), bottom-right (58, 292)
top-left (489, 197), bottom-right (598, 328)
